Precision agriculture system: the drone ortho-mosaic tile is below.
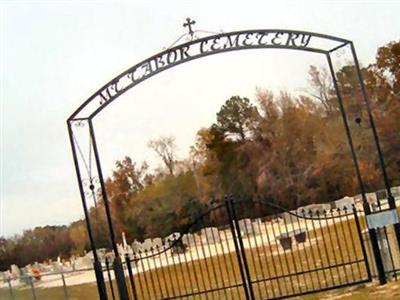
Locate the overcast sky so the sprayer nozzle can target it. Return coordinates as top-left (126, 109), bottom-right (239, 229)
top-left (1, 0), bottom-right (399, 237)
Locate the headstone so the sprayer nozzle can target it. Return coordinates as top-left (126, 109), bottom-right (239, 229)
top-left (142, 238), bottom-right (154, 251)
top-left (200, 227), bottom-right (220, 243)
top-left (97, 248), bottom-right (107, 261)
top-left (182, 233), bottom-right (197, 247)
top-left (117, 243), bottom-right (126, 256)
top-left (131, 240), bottom-right (142, 253)
top-left (2, 271), bottom-right (8, 281)
top-left (281, 212), bottom-right (298, 224)
top-left (165, 232), bottom-right (181, 244)
top-left (23, 264), bottom-right (33, 274)
top-left (366, 192), bottom-right (377, 204)
top-left (64, 261), bottom-right (71, 269)
top-left (122, 232), bottom-right (128, 249)
top-left (300, 203), bottom-right (330, 216)
top-left (376, 189), bottom-right (387, 201)
top-left (74, 255), bottom-right (92, 269)
top-left (335, 196), bottom-right (354, 210)
top-left (391, 186), bottom-right (400, 197)
top-left (51, 261), bottom-right (61, 272)
top-left (152, 237), bottom-right (163, 248)
top-left (239, 219), bottom-right (260, 236)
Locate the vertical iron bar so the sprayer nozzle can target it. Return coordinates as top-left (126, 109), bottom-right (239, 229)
top-left (248, 210), bottom-right (270, 297)
top-left (162, 246), bottom-right (178, 298)
top-left (105, 258), bottom-right (116, 300)
top-left (155, 246), bottom-right (169, 298)
top-left (282, 212), bottom-right (302, 294)
top-left (191, 234), bottom-right (208, 296)
top-left (170, 238), bottom-right (189, 296)
top-left (309, 210), bottom-right (328, 288)
top-left (8, 279), bottom-right (15, 300)
top-left (353, 205), bottom-right (372, 280)
top-left (260, 209), bottom-right (284, 296)
top-left (175, 240), bottom-right (195, 296)
top-left (255, 210), bottom-right (279, 297)
top-left (125, 254), bottom-right (139, 300)
top-left (184, 235), bottom-right (203, 296)
top-left (326, 53), bottom-right (387, 285)
top-left (317, 210), bottom-right (336, 286)
top-left (273, 211), bottom-right (296, 294)
top-left (229, 196), bottom-right (256, 300)
top-left (383, 227), bottom-right (396, 279)
top-left (204, 225), bottom-right (223, 294)
top-left (331, 209), bottom-right (350, 284)
top-left (303, 210), bottom-right (322, 291)
top-left (324, 210), bottom-right (342, 286)
top-left (60, 268), bottom-right (69, 300)
top-left (338, 209), bottom-right (356, 282)
top-left (133, 254), bottom-right (145, 299)
top-left (143, 250), bottom-right (157, 298)
top-left (240, 205), bottom-right (262, 299)
top-left (220, 223), bottom-right (244, 298)
top-left (209, 223), bottom-right (229, 299)
top-left (225, 197), bottom-right (251, 300)
top-left (268, 210), bottom-right (291, 296)
top-left (88, 119), bottom-right (130, 299)
top-left (67, 121), bottom-right (108, 300)
top-left (295, 210), bottom-right (316, 291)
top-left (29, 276), bottom-right (37, 300)
top-left (349, 43), bottom-right (397, 208)
top-left (138, 251), bottom-right (151, 300)
top-left (344, 211), bottom-right (363, 278)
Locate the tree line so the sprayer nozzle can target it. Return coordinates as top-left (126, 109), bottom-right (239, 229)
top-left (1, 40), bottom-right (399, 271)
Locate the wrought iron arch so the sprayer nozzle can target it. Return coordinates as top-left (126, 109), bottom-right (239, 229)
top-left (67, 29), bottom-right (399, 300)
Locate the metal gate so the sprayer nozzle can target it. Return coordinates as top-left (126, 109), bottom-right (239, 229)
top-left (123, 196), bottom-right (371, 299)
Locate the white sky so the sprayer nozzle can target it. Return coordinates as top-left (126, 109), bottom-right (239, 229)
top-left (1, 0), bottom-right (399, 237)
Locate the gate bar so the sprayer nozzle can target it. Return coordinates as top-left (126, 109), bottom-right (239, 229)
top-left (225, 197), bottom-right (252, 300)
top-left (228, 196), bottom-right (256, 300)
top-left (88, 119), bottom-right (130, 299)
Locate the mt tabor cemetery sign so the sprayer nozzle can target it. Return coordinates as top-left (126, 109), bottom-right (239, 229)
top-left (90, 31), bottom-right (318, 113)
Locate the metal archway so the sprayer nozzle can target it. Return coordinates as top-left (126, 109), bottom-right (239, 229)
top-left (67, 29), bottom-right (399, 300)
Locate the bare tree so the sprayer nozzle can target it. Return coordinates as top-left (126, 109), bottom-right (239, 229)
top-left (306, 65), bottom-right (336, 114)
top-left (148, 136), bottom-right (177, 175)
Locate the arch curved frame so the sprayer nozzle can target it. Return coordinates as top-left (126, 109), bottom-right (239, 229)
top-left (68, 29), bottom-right (350, 121)
top-left (66, 29), bottom-right (399, 300)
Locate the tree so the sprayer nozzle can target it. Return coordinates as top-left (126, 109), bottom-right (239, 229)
top-left (214, 96), bottom-right (261, 142)
top-left (306, 65), bottom-right (337, 114)
top-left (376, 40), bottom-right (400, 94)
top-left (148, 136), bottom-right (177, 175)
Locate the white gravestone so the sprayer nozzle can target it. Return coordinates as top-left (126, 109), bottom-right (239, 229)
top-left (131, 240), bottom-right (142, 253)
top-left (366, 192), bottom-right (377, 204)
top-left (165, 232), bottom-right (181, 244)
top-left (200, 227), bottom-right (220, 243)
top-left (391, 186), bottom-right (400, 198)
top-left (239, 219), bottom-right (260, 236)
top-left (11, 265), bottom-right (20, 278)
top-left (182, 233), bottom-right (198, 247)
top-left (152, 238), bottom-right (163, 249)
top-left (335, 196), bottom-right (354, 210)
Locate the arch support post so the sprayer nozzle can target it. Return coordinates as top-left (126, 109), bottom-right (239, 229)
top-left (326, 52), bottom-right (387, 284)
top-left (67, 119), bottom-right (108, 300)
top-left (88, 119), bottom-right (130, 300)
top-left (349, 43), bottom-right (400, 253)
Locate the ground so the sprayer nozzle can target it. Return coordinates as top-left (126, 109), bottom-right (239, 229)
top-left (1, 279), bottom-right (399, 299)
